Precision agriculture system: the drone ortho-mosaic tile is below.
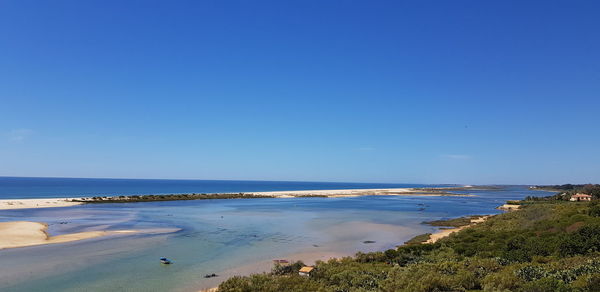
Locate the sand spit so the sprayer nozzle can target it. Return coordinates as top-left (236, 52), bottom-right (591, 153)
top-left (0, 221), bottom-right (178, 250)
top-left (248, 188), bottom-right (474, 198)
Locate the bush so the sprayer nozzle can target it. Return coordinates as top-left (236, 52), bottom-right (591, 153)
top-left (559, 224), bottom-right (600, 256)
top-left (519, 277), bottom-right (571, 292)
top-left (482, 266), bottom-right (523, 291)
top-left (271, 261), bottom-right (304, 275)
top-left (589, 202), bottom-right (600, 217)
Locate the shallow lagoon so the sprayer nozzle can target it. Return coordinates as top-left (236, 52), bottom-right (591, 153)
top-left (0, 187), bottom-right (552, 291)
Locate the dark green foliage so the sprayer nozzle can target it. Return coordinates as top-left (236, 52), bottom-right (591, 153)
top-left (589, 201), bottom-right (600, 217)
top-left (311, 258), bottom-right (389, 291)
top-left (218, 274), bottom-right (330, 292)
top-left (73, 192), bottom-right (275, 203)
top-left (559, 224), bottom-right (600, 256)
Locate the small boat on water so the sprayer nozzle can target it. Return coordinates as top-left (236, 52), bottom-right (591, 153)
top-left (160, 257), bottom-right (172, 264)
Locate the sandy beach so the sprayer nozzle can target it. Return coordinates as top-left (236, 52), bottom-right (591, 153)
top-left (0, 198), bottom-right (82, 210)
top-left (0, 221), bottom-right (179, 250)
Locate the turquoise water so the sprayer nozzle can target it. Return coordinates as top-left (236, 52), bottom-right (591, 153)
top-left (0, 186), bottom-right (553, 291)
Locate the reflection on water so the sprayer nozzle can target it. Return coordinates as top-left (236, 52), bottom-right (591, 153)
top-left (0, 187), bottom-right (554, 291)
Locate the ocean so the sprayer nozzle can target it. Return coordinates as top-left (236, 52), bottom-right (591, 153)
top-left (0, 177), bottom-right (441, 199)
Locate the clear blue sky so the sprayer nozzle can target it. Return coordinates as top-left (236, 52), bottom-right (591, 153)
top-left (1, 1), bottom-right (598, 185)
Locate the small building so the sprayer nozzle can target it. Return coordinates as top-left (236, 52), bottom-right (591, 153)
top-left (299, 266), bottom-right (314, 277)
top-left (570, 193), bottom-right (592, 202)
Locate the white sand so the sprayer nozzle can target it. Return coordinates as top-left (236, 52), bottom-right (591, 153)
top-left (248, 188), bottom-right (472, 198)
top-left (0, 221), bottom-right (179, 250)
top-left (0, 198), bottom-right (82, 210)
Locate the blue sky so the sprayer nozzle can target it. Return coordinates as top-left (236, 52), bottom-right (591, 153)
top-left (1, 1), bottom-right (599, 185)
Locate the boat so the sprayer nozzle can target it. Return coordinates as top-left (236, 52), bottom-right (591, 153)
top-left (160, 257), bottom-right (172, 264)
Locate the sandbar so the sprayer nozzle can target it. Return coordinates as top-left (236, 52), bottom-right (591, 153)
top-left (0, 221), bottom-right (178, 250)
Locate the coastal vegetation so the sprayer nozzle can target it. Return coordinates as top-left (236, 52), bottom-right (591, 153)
top-left (424, 215), bottom-right (486, 228)
top-left (71, 193), bottom-right (277, 203)
top-left (218, 198), bottom-right (600, 291)
top-left (403, 233), bottom-right (432, 245)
